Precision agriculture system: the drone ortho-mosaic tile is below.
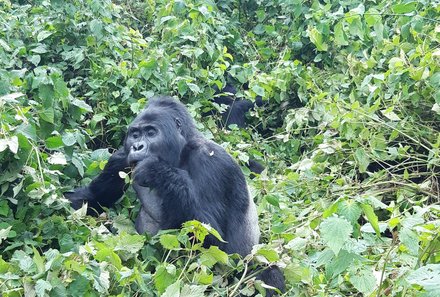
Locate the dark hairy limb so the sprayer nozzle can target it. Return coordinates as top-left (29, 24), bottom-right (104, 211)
top-left (65, 148), bottom-right (129, 213)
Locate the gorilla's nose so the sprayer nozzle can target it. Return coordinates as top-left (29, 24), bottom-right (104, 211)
top-left (132, 142), bottom-right (145, 152)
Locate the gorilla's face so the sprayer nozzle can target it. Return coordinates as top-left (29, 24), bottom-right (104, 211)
top-left (125, 107), bottom-right (186, 168)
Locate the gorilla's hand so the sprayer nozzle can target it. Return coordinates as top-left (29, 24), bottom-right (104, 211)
top-left (133, 155), bottom-right (164, 188)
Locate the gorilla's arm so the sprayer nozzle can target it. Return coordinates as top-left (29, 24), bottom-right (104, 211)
top-left (133, 141), bottom-right (225, 238)
top-left (65, 148), bottom-right (129, 212)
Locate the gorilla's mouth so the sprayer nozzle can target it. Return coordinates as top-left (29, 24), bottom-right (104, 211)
top-left (129, 160), bottom-right (139, 168)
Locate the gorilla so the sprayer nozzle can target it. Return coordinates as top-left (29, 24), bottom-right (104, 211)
top-left (65, 96), bottom-right (284, 295)
top-left (212, 84), bottom-right (265, 174)
top-left (213, 83), bottom-right (264, 129)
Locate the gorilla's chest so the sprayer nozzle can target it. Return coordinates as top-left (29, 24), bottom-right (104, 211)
top-left (133, 183), bottom-right (163, 235)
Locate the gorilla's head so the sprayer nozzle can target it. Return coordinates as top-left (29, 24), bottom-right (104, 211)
top-left (125, 96), bottom-right (197, 168)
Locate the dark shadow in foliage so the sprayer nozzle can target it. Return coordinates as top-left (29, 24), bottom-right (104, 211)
top-left (65, 96), bottom-right (285, 295)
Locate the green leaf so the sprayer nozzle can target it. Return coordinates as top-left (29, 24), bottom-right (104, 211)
top-left (392, 2), bottom-right (417, 13)
top-left (256, 247), bottom-right (279, 262)
top-left (407, 264), bottom-right (440, 293)
top-left (37, 30), bottom-right (52, 42)
top-left (95, 248), bottom-right (122, 270)
top-left (265, 194), bottom-right (280, 207)
top-left (200, 246), bottom-right (228, 268)
top-left (154, 264), bottom-right (177, 294)
top-left (62, 132), bottom-right (77, 146)
top-left (320, 217), bottom-right (353, 256)
top-left (349, 267), bottom-right (376, 294)
top-left (33, 247), bottom-right (45, 274)
top-left (115, 233), bottom-right (145, 254)
top-left (334, 21), bottom-right (348, 46)
top-left (326, 250), bottom-right (356, 277)
top-left (71, 98), bottom-right (92, 112)
top-left (0, 200), bottom-right (10, 216)
top-left (36, 279), bottom-right (52, 297)
top-left (39, 107), bottom-right (55, 124)
top-left (400, 227), bottom-right (419, 255)
top-left (162, 280), bottom-right (181, 297)
top-left (28, 55), bottom-right (41, 66)
top-left (48, 152), bottom-right (67, 165)
top-left (354, 148), bottom-right (370, 173)
top-left (46, 135), bottom-right (64, 149)
top-left (187, 83), bottom-right (201, 94)
top-left (360, 203), bottom-right (380, 236)
top-left (67, 275), bottom-right (90, 296)
top-left (338, 200), bottom-right (362, 224)
top-left (12, 250), bottom-right (34, 272)
top-left (309, 27), bottom-right (328, 51)
top-left (160, 234), bottom-right (181, 250)
top-left (251, 85), bottom-right (265, 97)
top-left (0, 226), bottom-right (12, 245)
top-left (181, 284), bottom-right (208, 297)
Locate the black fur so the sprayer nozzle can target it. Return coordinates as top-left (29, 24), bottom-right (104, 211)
top-left (213, 84), bottom-right (263, 129)
top-left (213, 84), bottom-right (265, 174)
top-left (65, 96), bottom-right (283, 295)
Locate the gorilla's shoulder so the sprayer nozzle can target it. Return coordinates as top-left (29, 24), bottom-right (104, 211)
top-left (180, 137), bottom-right (231, 166)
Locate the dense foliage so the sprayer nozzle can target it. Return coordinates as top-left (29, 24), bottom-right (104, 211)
top-left (1, 0), bottom-right (439, 296)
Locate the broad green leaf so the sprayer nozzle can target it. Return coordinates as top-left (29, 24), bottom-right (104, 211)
top-left (200, 246), bottom-right (228, 268)
top-left (71, 98), bottom-right (92, 112)
top-left (392, 2), bottom-right (417, 13)
top-left (46, 135), bottom-right (64, 149)
top-left (309, 27), bottom-right (328, 51)
top-left (62, 132), bottom-right (77, 146)
top-left (160, 234), bottom-right (181, 250)
top-left (36, 279), bottom-right (52, 297)
top-left (349, 267), bottom-right (376, 295)
top-left (323, 201), bottom-right (338, 218)
top-left (115, 233), bottom-right (145, 255)
top-left (400, 227), bottom-right (419, 255)
top-left (12, 250), bottom-right (34, 272)
top-left (162, 280), bottom-right (181, 297)
top-left (334, 21), bottom-right (348, 46)
top-left (320, 217), bottom-right (353, 256)
top-left (326, 250), bottom-right (356, 277)
top-left (354, 148), bottom-right (370, 173)
top-left (256, 247), bottom-right (279, 262)
top-left (93, 269), bottom-right (110, 293)
top-left (187, 83), bottom-right (201, 94)
top-left (33, 246), bottom-right (45, 274)
top-left (252, 85), bottom-right (265, 97)
top-left (95, 248), bottom-right (122, 269)
top-left (39, 107), bottom-right (55, 124)
top-left (338, 200), bottom-right (362, 224)
top-left (265, 194), bottom-right (280, 207)
top-left (0, 226), bottom-right (11, 245)
top-left (0, 200), bottom-right (9, 216)
top-left (37, 30), bottom-right (52, 42)
top-left (67, 275), bottom-right (90, 296)
top-left (181, 284), bottom-right (208, 297)
top-left (154, 264), bottom-right (177, 294)
top-left (407, 264), bottom-right (440, 293)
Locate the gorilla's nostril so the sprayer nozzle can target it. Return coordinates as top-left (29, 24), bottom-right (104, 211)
top-left (133, 144), bottom-right (144, 151)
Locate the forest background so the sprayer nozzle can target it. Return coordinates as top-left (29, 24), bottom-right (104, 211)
top-left (0, 0), bottom-right (439, 296)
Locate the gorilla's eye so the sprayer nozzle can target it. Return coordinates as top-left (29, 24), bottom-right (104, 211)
top-left (146, 127), bottom-right (157, 137)
top-left (130, 128), bottom-right (140, 139)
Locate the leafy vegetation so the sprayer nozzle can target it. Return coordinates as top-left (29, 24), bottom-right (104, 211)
top-left (1, 0), bottom-right (439, 296)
